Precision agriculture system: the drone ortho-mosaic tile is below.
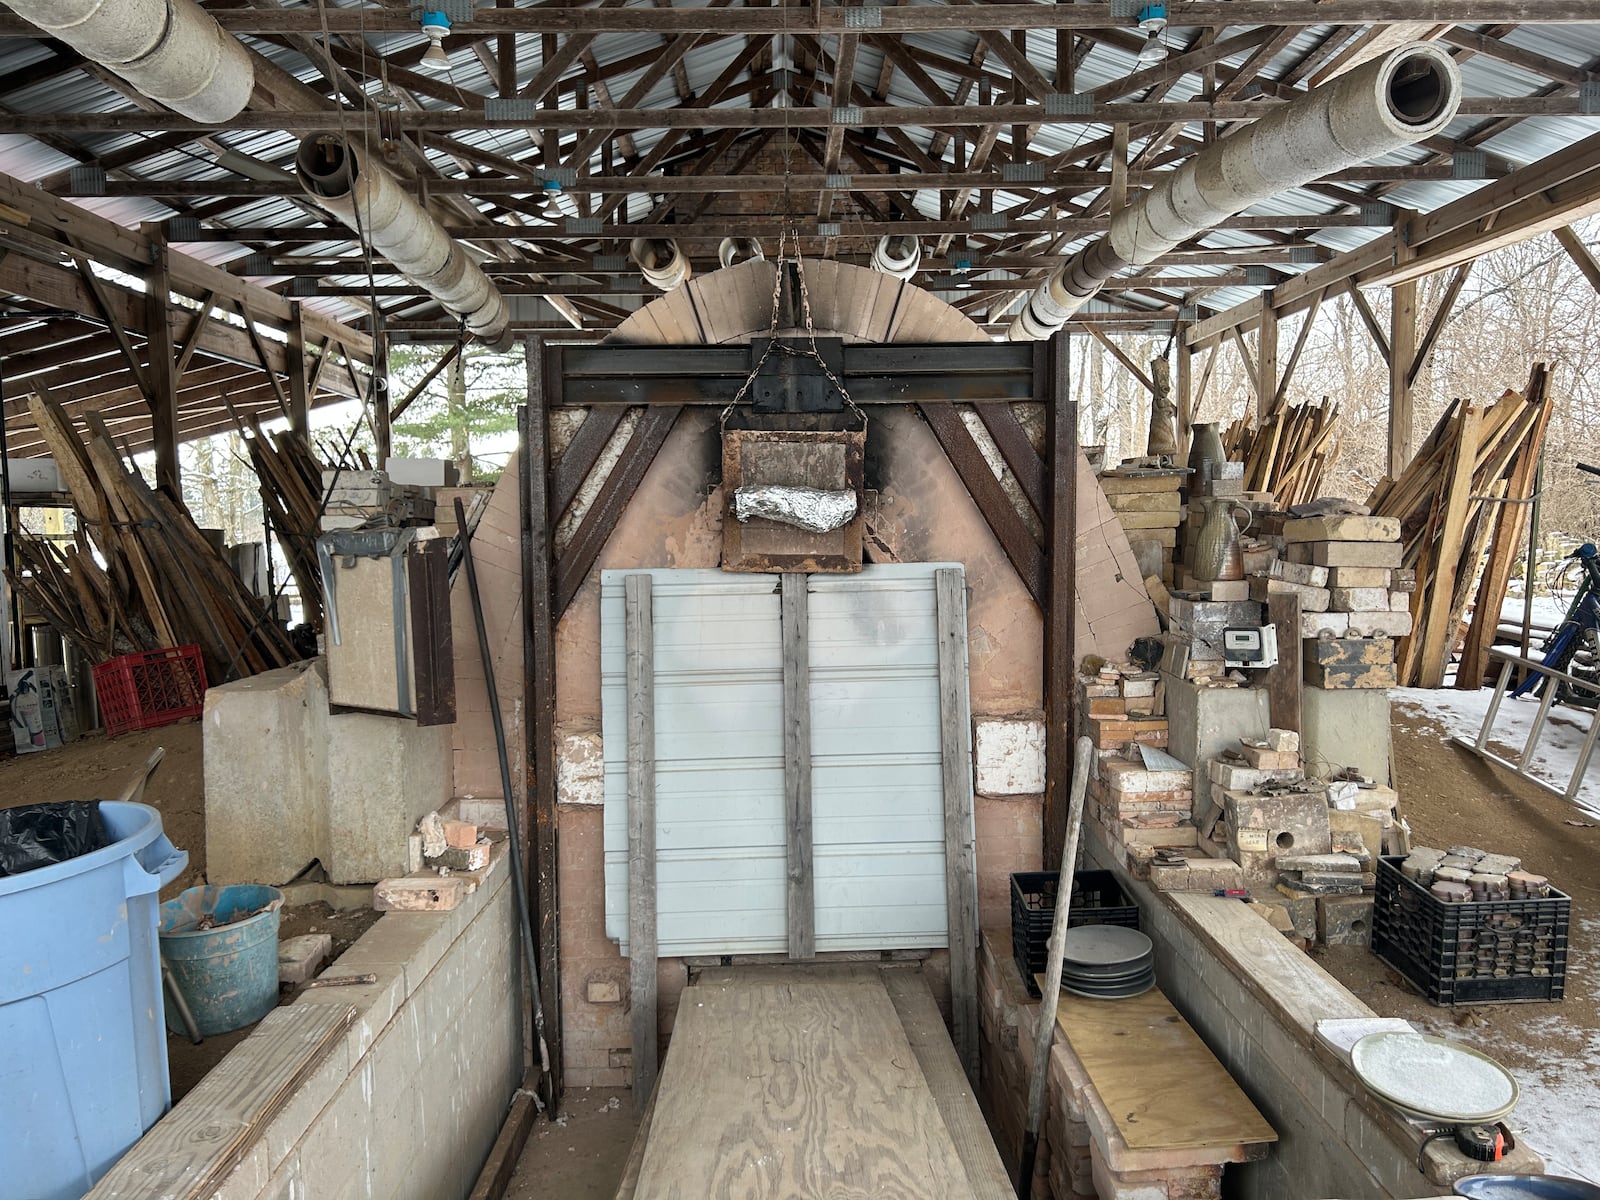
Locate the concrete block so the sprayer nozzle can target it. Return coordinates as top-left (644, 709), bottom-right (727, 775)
top-left (1345, 609), bottom-right (1414, 638)
top-left (1164, 675), bottom-right (1271, 820)
top-left (1101, 759), bottom-right (1193, 794)
top-left (1207, 759), bottom-right (1302, 791)
top-left (1288, 539), bottom-right (1403, 567)
top-left (1250, 576), bottom-right (1331, 612)
top-left (327, 711), bottom-right (452, 885)
top-left (1270, 888), bottom-right (1320, 939)
top-left (1329, 586), bottom-right (1390, 612)
top-left (426, 842), bottom-right (490, 871)
top-left (1325, 566), bottom-right (1392, 589)
top-left (1318, 895), bottom-right (1374, 946)
top-left (1089, 716), bottom-right (1169, 750)
top-left (1241, 744), bottom-right (1298, 769)
top-left (205, 661), bottom-right (329, 887)
top-left (1391, 589), bottom-right (1413, 610)
top-left (1269, 558), bottom-right (1329, 587)
top-left (1203, 579), bottom-right (1251, 601)
top-left (1224, 788), bottom-right (1332, 888)
top-left (1303, 637), bottom-right (1394, 667)
top-left (1166, 597), bottom-right (1264, 647)
top-left (1149, 856), bottom-right (1246, 894)
top-left (373, 874), bottom-right (470, 911)
top-left (974, 716), bottom-right (1046, 795)
top-left (1282, 515), bottom-right (1400, 543)
top-left (1299, 610), bottom-right (1350, 638)
top-left (279, 933), bottom-right (333, 985)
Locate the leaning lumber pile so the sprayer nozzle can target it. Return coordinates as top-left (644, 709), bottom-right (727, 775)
top-left (243, 420), bottom-right (327, 630)
top-left (4, 388), bottom-right (302, 681)
top-left (1367, 364), bottom-right (1552, 689)
top-left (1222, 399), bottom-right (1340, 508)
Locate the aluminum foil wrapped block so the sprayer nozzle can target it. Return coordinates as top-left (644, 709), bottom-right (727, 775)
top-left (732, 485), bottom-right (858, 534)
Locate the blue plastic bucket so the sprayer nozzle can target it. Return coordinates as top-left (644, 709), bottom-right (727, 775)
top-left (159, 884), bottom-right (284, 1037)
top-left (0, 800), bottom-right (187, 1200)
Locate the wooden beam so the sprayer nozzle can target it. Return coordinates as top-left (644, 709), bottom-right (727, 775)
top-left (1271, 289), bottom-right (1323, 413)
top-left (1407, 262), bottom-right (1472, 389)
top-left (1043, 332), bottom-right (1078, 864)
top-left (781, 572), bottom-right (815, 961)
top-left (1083, 323), bottom-right (1154, 394)
top-left (286, 300), bottom-right (310, 439)
top-left (520, 345), bottom-right (562, 1112)
top-left (1388, 279), bottom-right (1417, 479)
top-left (143, 234), bottom-right (179, 495)
top-left (935, 566), bottom-right (979, 1085)
top-left (1255, 301), bottom-right (1279, 427)
top-left (971, 401), bottom-right (1046, 521)
top-left (624, 572), bottom-right (658, 1116)
top-left (1554, 225), bottom-right (1600, 297)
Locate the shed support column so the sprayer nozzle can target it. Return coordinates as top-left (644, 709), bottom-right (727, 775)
top-left (1043, 333), bottom-right (1077, 860)
top-left (1254, 300), bottom-right (1278, 430)
top-left (1175, 323), bottom-right (1193, 453)
top-left (287, 301), bottom-right (310, 440)
top-left (371, 324), bottom-right (391, 462)
top-left (1388, 279), bottom-right (1417, 478)
top-left (144, 233), bottom-right (179, 496)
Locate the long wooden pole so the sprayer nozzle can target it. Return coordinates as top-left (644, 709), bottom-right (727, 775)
top-left (1017, 732), bottom-right (1093, 1199)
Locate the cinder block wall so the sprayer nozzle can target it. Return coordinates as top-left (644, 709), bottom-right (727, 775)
top-left (213, 854), bottom-right (521, 1200)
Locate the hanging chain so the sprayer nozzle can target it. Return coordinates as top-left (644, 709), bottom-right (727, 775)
top-left (720, 224), bottom-right (866, 431)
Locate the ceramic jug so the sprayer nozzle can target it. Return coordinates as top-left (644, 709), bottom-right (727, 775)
top-left (1186, 422), bottom-right (1226, 490)
top-left (1191, 498), bottom-right (1253, 582)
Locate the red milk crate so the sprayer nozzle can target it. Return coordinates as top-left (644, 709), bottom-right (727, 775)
top-left (93, 646), bottom-right (208, 737)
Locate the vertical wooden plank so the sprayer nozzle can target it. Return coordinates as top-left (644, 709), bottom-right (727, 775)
top-left (624, 572), bottom-right (658, 1114)
top-left (1388, 278), bottom-right (1417, 478)
top-left (1417, 404), bottom-right (1483, 689)
top-left (1255, 301), bottom-right (1278, 430)
top-left (519, 334), bottom-right (562, 1109)
top-left (781, 572), bottom-right (815, 960)
top-left (1043, 334), bottom-right (1077, 863)
top-left (286, 300), bottom-right (310, 440)
top-left (371, 324), bottom-right (392, 463)
top-left (1175, 324), bottom-right (1193, 452)
top-left (935, 566), bottom-right (979, 1085)
top-left (143, 232), bottom-right (179, 496)
top-left (1264, 593), bottom-right (1303, 734)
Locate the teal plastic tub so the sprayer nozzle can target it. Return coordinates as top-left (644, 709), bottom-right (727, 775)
top-left (159, 884), bottom-right (284, 1037)
top-left (0, 800), bottom-right (187, 1200)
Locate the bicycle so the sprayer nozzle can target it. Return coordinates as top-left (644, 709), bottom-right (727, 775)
top-left (1513, 462), bottom-right (1600, 707)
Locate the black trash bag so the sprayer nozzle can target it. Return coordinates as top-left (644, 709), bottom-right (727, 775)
top-left (0, 801), bottom-right (106, 877)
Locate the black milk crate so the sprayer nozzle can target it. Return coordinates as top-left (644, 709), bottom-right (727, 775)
top-left (1371, 855), bottom-right (1570, 1006)
top-left (1011, 869), bottom-right (1140, 998)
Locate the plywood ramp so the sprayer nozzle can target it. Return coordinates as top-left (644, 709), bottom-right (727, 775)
top-left (623, 966), bottom-right (1012, 1200)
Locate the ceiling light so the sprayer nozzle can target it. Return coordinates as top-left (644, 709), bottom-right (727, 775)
top-left (418, 11), bottom-right (452, 73)
top-left (1135, 5), bottom-right (1168, 65)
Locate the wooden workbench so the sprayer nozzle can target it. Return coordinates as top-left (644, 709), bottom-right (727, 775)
top-left (614, 965), bottom-right (1013, 1200)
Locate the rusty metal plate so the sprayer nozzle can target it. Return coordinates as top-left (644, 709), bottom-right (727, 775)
top-left (722, 427), bottom-right (864, 574)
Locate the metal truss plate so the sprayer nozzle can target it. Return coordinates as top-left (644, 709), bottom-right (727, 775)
top-left (1043, 92), bottom-right (1094, 117)
top-left (1002, 162), bottom-right (1045, 183)
top-left (485, 97), bottom-right (537, 123)
top-left (844, 5), bottom-right (883, 28)
top-left (971, 213), bottom-right (1009, 231)
top-left (566, 218), bottom-right (603, 235)
top-left (831, 106), bottom-right (862, 126)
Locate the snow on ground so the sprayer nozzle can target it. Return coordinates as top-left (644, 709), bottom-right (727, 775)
top-left (1392, 687), bottom-right (1599, 821)
top-left (1427, 921), bottom-right (1600, 1183)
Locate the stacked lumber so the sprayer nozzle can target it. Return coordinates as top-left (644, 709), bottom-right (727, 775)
top-left (243, 421), bottom-right (327, 630)
top-left (5, 388), bottom-right (302, 681)
top-left (1098, 469), bottom-right (1183, 585)
top-left (1222, 400), bottom-right (1341, 508)
top-left (1367, 364), bottom-right (1552, 689)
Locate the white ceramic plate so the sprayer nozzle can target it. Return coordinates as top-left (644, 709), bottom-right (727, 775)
top-left (1350, 1031), bottom-right (1519, 1124)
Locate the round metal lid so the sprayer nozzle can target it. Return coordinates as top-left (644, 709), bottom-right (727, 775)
top-left (1060, 924), bottom-right (1154, 968)
top-left (1350, 1031), bottom-right (1519, 1124)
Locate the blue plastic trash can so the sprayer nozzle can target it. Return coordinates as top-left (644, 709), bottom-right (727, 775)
top-left (0, 800), bottom-right (187, 1200)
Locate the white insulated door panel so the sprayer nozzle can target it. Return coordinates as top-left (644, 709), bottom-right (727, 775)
top-left (601, 564), bottom-right (970, 957)
top-left (603, 570), bottom-right (786, 955)
top-left (807, 570), bottom-right (953, 950)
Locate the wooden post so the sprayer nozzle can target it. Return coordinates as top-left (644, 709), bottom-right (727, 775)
top-left (1388, 279), bottom-right (1417, 478)
top-left (934, 566), bottom-right (979, 1085)
top-left (1175, 323), bottom-right (1193, 452)
top-left (287, 301), bottom-right (310, 440)
top-left (1264, 593), bottom-right (1303, 734)
top-left (624, 572), bottom-right (658, 1114)
top-left (371, 324), bottom-right (392, 463)
top-left (1416, 405), bottom-right (1482, 689)
top-left (1043, 334), bottom-right (1077, 864)
top-left (1254, 301), bottom-right (1278, 430)
top-left (519, 334), bottom-right (562, 1110)
top-left (781, 572), bottom-right (815, 960)
top-left (144, 232), bottom-right (179, 496)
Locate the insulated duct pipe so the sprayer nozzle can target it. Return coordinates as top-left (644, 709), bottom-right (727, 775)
top-left (296, 134), bottom-right (511, 351)
top-left (630, 238), bottom-right (692, 291)
top-left (3, 0), bottom-right (253, 122)
top-left (718, 237), bottom-right (765, 269)
top-left (1008, 43), bottom-right (1462, 341)
top-left (872, 233), bottom-right (922, 280)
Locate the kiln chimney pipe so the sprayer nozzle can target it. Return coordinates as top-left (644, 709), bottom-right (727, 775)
top-left (1008, 44), bottom-right (1462, 340)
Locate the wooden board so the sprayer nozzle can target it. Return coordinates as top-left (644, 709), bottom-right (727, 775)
top-left (781, 572), bottom-right (815, 960)
top-left (89, 1002), bottom-right (355, 1199)
top-left (625, 573), bottom-right (658, 1114)
top-left (1048, 983), bottom-right (1277, 1154)
top-left (881, 971), bottom-right (1015, 1200)
top-left (934, 567), bottom-right (979, 1083)
top-left (633, 967), bottom-right (979, 1199)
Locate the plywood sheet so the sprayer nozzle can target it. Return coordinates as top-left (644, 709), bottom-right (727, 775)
top-left (1050, 984), bottom-right (1277, 1154)
top-left (634, 968), bottom-right (979, 1199)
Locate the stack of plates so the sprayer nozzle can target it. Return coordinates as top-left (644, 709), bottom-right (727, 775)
top-left (1058, 925), bottom-right (1155, 999)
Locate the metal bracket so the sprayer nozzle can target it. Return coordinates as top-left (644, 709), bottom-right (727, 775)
top-left (241, 254), bottom-right (275, 276)
top-left (825, 173), bottom-right (853, 189)
top-left (1002, 162), bottom-right (1045, 183)
top-left (594, 254), bottom-right (629, 271)
top-left (485, 96), bottom-right (537, 123)
top-left (817, 222), bottom-right (842, 237)
top-left (1359, 202), bottom-right (1396, 226)
top-left (1245, 265), bottom-right (1274, 287)
top-left (748, 337), bottom-right (847, 414)
top-left (1042, 92), bottom-right (1094, 117)
top-left (1451, 150), bottom-right (1488, 180)
top-left (844, 4), bottom-right (883, 27)
top-left (831, 105), bottom-right (862, 126)
top-left (566, 218), bottom-right (603, 235)
top-left (1581, 82), bottom-right (1600, 115)
top-left (165, 216), bottom-right (201, 242)
top-left (69, 166), bottom-right (105, 196)
top-left (1289, 246), bottom-right (1320, 264)
top-left (971, 214), bottom-right (1009, 231)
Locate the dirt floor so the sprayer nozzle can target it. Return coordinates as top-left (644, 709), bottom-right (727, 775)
top-left (506, 1088), bottom-right (639, 1200)
top-left (1313, 699), bottom-right (1600, 1181)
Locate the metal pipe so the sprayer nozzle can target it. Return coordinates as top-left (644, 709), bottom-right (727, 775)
top-left (2, 0), bottom-right (253, 123)
top-left (871, 233), bottom-right (922, 280)
top-left (296, 134), bottom-right (512, 350)
top-left (630, 238), bottom-right (691, 291)
top-left (717, 237), bottom-right (764, 269)
top-left (1008, 43), bottom-right (1462, 340)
